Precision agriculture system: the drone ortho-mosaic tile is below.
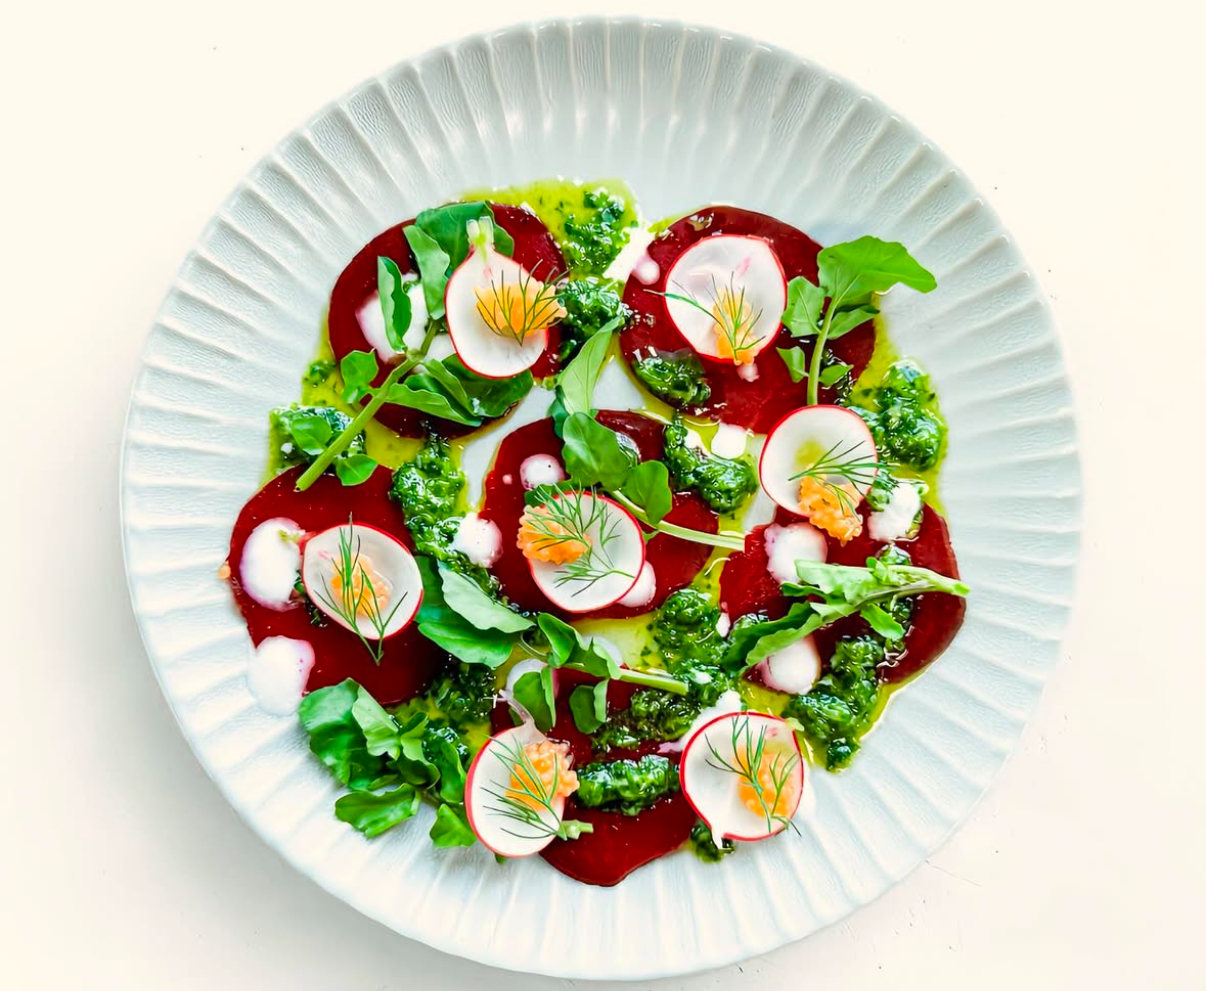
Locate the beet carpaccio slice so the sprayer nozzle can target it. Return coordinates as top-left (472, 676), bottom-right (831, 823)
top-left (328, 204), bottom-right (566, 437)
top-left (491, 669), bottom-right (698, 886)
top-left (227, 466), bottom-right (442, 705)
top-left (478, 411), bottom-right (718, 620)
top-left (719, 504), bottom-right (965, 683)
top-left (620, 206), bottom-right (875, 434)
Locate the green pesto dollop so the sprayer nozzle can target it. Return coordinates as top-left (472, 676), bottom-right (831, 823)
top-left (575, 755), bottom-right (680, 815)
top-left (689, 819), bottom-right (736, 862)
top-left (561, 188), bottom-right (634, 276)
top-left (662, 416), bottom-right (758, 514)
top-left (632, 350), bottom-right (712, 407)
top-left (556, 277), bottom-right (632, 360)
top-left (850, 359), bottom-right (946, 471)
top-left (268, 404), bottom-right (364, 474)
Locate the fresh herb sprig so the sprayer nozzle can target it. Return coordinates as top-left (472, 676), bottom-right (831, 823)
top-left (483, 736), bottom-right (592, 842)
top-left (703, 716), bottom-right (801, 836)
top-left (660, 272), bottom-right (764, 361)
top-left (522, 491), bottom-right (633, 595)
top-left (780, 236), bottom-right (936, 404)
top-left (308, 517), bottom-right (410, 662)
top-left (791, 438), bottom-right (892, 515)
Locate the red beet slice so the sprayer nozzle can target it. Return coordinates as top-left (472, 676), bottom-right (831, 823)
top-left (478, 411), bottom-right (717, 620)
top-left (719, 504), bottom-right (965, 683)
top-left (620, 206), bottom-right (875, 434)
top-left (328, 204), bottom-right (566, 437)
top-left (491, 669), bottom-right (698, 886)
top-left (227, 466), bottom-right (443, 705)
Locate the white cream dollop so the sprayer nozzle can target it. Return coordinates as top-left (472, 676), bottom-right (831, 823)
top-left (617, 561), bottom-right (657, 609)
top-left (763, 522), bottom-right (828, 585)
top-left (868, 481), bottom-right (923, 543)
top-left (737, 362), bottom-right (759, 382)
top-left (757, 635), bottom-right (822, 695)
top-left (520, 454), bottom-right (566, 490)
top-left (450, 513), bottom-right (503, 568)
top-left (711, 422), bottom-right (748, 459)
top-left (239, 518), bottom-right (304, 610)
top-left (247, 636), bottom-right (315, 715)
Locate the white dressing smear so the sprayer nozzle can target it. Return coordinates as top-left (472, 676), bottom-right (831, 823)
top-left (764, 522), bottom-right (827, 585)
top-left (451, 513), bottom-right (503, 567)
top-left (240, 518), bottom-right (304, 610)
top-left (247, 636), bottom-right (315, 715)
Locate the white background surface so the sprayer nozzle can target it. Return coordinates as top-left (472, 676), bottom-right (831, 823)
top-left (2, 0), bottom-right (1202, 988)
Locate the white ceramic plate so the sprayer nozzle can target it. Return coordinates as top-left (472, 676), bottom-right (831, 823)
top-left (121, 17), bottom-right (1081, 980)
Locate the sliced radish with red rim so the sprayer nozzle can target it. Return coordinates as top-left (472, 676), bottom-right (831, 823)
top-left (680, 711), bottom-right (805, 843)
top-left (759, 405), bottom-right (879, 515)
top-left (464, 722), bottom-right (578, 858)
top-left (522, 491), bottom-right (646, 614)
top-left (663, 234), bottom-right (787, 364)
top-left (300, 522), bottom-right (422, 640)
top-left (445, 219), bottom-right (564, 379)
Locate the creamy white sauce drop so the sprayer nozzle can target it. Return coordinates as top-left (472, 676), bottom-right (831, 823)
top-left (660, 689), bottom-right (744, 754)
top-left (357, 282), bottom-right (427, 361)
top-left (711, 422), bottom-right (748, 459)
top-left (603, 227), bottom-right (657, 283)
top-left (617, 561), bottom-right (657, 609)
top-left (757, 635), bottom-right (822, 695)
top-left (633, 257), bottom-right (660, 285)
top-left (450, 513), bottom-right (503, 567)
top-left (715, 611), bottom-right (732, 638)
top-left (868, 481), bottom-right (923, 543)
top-left (239, 518), bottom-right (304, 610)
top-left (520, 454), bottom-right (565, 490)
top-left (737, 362), bottom-right (759, 382)
top-left (764, 522), bottom-right (828, 585)
top-left (247, 636), bottom-right (315, 715)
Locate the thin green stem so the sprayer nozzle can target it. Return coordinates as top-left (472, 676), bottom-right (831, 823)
top-left (610, 493), bottom-right (745, 552)
top-left (295, 324), bottom-right (438, 491)
top-left (613, 667), bottom-right (690, 696)
top-left (806, 305), bottom-right (835, 406)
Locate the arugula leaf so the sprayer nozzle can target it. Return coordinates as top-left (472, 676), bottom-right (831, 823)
top-left (513, 667), bottom-right (556, 732)
top-left (785, 559), bottom-right (969, 602)
top-left (422, 730), bottom-right (467, 804)
top-left (860, 602), bottom-right (905, 640)
top-left (817, 236), bottom-right (937, 304)
top-left (777, 347), bottom-right (809, 383)
top-left (436, 357), bottom-right (533, 418)
top-left (826, 305), bottom-right (878, 341)
top-left (377, 256), bottom-right (414, 352)
top-left (569, 681), bottom-right (609, 733)
top-left (413, 201), bottom-right (514, 268)
top-left (430, 803), bottom-right (476, 847)
top-left (334, 784), bottom-right (420, 838)
top-left (386, 375), bottom-right (480, 425)
top-left (438, 564), bottom-right (533, 633)
top-left (334, 453), bottom-right (377, 486)
top-left (298, 681), bottom-right (392, 791)
top-left (286, 414), bottom-right (334, 455)
top-left (350, 688), bottom-right (403, 760)
top-left (537, 614), bottom-right (620, 678)
top-left (818, 363), bottom-right (853, 387)
top-left (618, 460), bottom-right (673, 526)
top-left (782, 276), bottom-right (825, 337)
top-left (417, 621), bottom-right (517, 668)
top-left (561, 412), bottom-right (633, 489)
top-left (403, 225), bottom-right (450, 320)
top-left (340, 350), bottom-right (379, 403)
top-left (558, 327), bottom-right (614, 417)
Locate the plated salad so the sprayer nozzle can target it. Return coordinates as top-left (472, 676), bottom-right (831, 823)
top-left (223, 180), bottom-right (968, 886)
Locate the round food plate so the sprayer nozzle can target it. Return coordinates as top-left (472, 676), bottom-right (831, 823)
top-left (120, 17), bottom-right (1081, 980)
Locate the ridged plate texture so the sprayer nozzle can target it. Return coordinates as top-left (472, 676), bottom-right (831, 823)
top-left (121, 17), bottom-right (1081, 980)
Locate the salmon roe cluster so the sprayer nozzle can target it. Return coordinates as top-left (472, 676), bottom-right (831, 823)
top-left (737, 743), bottom-right (802, 819)
top-left (508, 739), bottom-right (579, 810)
top-left (712, 288), bottom-right (758, 365)
top-left (797, 476), bottom-right (863, 544)
top-left (330, 556), bottom-right (392, 617)
top-left (517, 505), bottom-right (588, 564)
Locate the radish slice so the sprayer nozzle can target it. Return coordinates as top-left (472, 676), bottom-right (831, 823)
top-left (464, 722), bottom-right (577, 858)
top-left (300, 523), bottom-right (422, 640)
top-left (444, 218), bottom-right (562, 379)
top-left (756, 635), bottom-right (822, 695)
top-left (680, 711), bottom-right (806, 843)
top-left (759, 405), bottom-right (879, 516)
top-left (663, 234), bottom-right (787, 365)
top-left (522, 492), bottom-right (645, 614)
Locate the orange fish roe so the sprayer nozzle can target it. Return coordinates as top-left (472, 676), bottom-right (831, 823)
top-left (797, 475), bottom-right (863, 544)
top-left (508, 739), bottom-right (578, 809)
top-left (712, 288), bottom-right (757, 365)
top-left (474, 275), bottom-right (566, 343)
top-left (517, 505), bottom-right (589, 564)
top-left (737, 742), bottom-right (801, 819)
top-left (330, 556), bottom-right (392, 618)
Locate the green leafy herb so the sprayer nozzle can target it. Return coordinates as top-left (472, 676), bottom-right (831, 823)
top-left (402, 225), bottom-right (451, 320)
top-left (268, 405), bottom-right (366, 474)
top-left (781, 236), bottom-right (936, 404)
top-left (334, 784), bottom-right (420, 838)
top-left (377, 256), bottom-right (414, 352)
top-left (429, 803), bottom-right (476, 847)
top-left (438, 564), bottom-right (533, 634)
top-left (558, 326), bottom-right (614, 418)
top-left (340, 350), bottom-right (380, 404)
top-left (298, 681), bottom-right (392, 791)
top-left (560, 411), bottom-right (635, 489)
top-left (511, 667), bottom-right (557, 732)
top-left (333, 453), bottom-right (378, 486)
top-left (537, 614), bottom-right (620, 678)
top-left (412, 201), bottom-right (513, 270)
top-left (618, 460), bottom-right (674, 525)
top-left (819, 362), bottom-right (853, 386)
top-left (777, 347), bottom-right (809, 383)
top-left (569, 681), bottom-right (610, 733)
